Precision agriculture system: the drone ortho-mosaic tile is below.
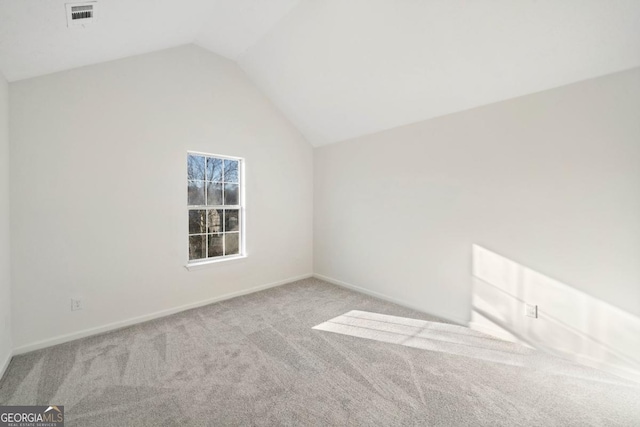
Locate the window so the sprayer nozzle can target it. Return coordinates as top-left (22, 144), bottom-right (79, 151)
top-left (187, 152), bottom-right (244, 263)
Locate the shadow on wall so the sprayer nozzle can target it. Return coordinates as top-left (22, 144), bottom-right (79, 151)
top-left (470, 244), bottom-right (640, 383)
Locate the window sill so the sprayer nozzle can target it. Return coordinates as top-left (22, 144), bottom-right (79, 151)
top-left (185, 255), bottom-right (247, 271)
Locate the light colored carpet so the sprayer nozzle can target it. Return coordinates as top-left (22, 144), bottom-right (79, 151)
top-left (1, 278), bottom-right (640, 426)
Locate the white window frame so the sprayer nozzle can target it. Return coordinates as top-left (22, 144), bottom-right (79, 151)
top-left (186, 151), bottom-right (246, 269)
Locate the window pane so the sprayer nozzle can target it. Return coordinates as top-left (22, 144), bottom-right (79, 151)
top-left (208, 234), bottom-right (224, 257)
top-left (206, 157), bottom-right (223, 182)
top-left (189, 210), bottom-right (206, 234)
top-left (188, 181), bottom-right (205, 205)
top-left (224, 183), bottom-right (239, 205)
top-left (189, 235), bottom-right (206, 260)
top-left (187, 155), bottom-right (205, 181)
top-left (188, 154), bottom-right (243, 263)
top-left (224, 160), bottom-right (239, 183)
top-left (207, 209), bottom-right (223, 233)
top-left (225, 209), bottom-right (240, 232)
top-left (206, 182), bottom-right (223, 205)
top-left (224, 233), bottom-right (240, 256)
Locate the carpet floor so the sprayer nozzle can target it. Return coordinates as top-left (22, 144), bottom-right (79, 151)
top-left (1, 278), bottom-right (639, 426)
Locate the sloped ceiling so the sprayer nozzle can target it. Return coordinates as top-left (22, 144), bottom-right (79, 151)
top-left (240, 0), bottom-right (640, 145)
top-left (1, 0), bottom-right (639, 146)
top-left (0, 0), bottom-right (299, 81)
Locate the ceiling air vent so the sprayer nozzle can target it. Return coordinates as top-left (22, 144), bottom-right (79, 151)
top-left (66, 2), bottom-right (98, 28)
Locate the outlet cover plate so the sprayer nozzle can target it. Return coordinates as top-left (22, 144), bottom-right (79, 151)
top-left (71, 298), bottom-right (83, 311)
top-left (525, 304), bottom-right (537, 318)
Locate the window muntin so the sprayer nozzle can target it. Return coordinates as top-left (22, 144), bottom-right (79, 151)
top-left (187, 153), bottom-right (243, 262)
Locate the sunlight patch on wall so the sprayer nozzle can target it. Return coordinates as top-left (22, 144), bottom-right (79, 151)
top-left (471, 244), bottom-right (640, 383)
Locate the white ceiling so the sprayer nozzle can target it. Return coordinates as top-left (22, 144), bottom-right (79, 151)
top-left (240, 0), bottom-right (640, 145)
top-left (195, 0), bottom-right (299, 60)
top-left (1, 0), bottom-right (639, 146)
top-left (0, 0), bottom-right (298, 81)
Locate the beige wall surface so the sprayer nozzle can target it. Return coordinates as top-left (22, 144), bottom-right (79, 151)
top-left (10, 45), bottom-right (313, 350)
top-left (0, 73), bottom-right (11, 373)
top-left (314, 68), bottom-right (640, 324)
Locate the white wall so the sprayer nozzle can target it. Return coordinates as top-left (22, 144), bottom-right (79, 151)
top-left (0, 73), bottom-right (11, 374)
top-left (10, 45), bottom-right (313, 351)
top-left (314, 68), bottom-right (640, 325)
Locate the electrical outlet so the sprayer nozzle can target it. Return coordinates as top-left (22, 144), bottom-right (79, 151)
top-left (71, 298), bottom-right (83, 311)
top-left (525, 304), bottom-right (537, 318)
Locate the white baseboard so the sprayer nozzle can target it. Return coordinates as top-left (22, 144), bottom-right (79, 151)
top-left (0, 350), bottom-right (11, 382)
top-left (471, 308), bottom-right (640, 383)
top-left (313, 273), bottom-right (468, 325)
top-left (468, 321), bottom-right (520, 343)
top-left (13, 273), bottom-right (313, 355)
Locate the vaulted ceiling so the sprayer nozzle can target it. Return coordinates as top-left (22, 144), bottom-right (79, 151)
top-left (0, 0), bottom-right (299, 80)
top-left (1, 0), bottom-right (639, 146)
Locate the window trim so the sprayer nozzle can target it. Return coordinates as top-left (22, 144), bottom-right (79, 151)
top-left (185, 151), bottom-right (246, 268)
top-left (185, 254), bottom-right (248, 271)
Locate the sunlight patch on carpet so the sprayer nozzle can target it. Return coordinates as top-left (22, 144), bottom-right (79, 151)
top-left (313, 310), bottom-right (529, 366)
